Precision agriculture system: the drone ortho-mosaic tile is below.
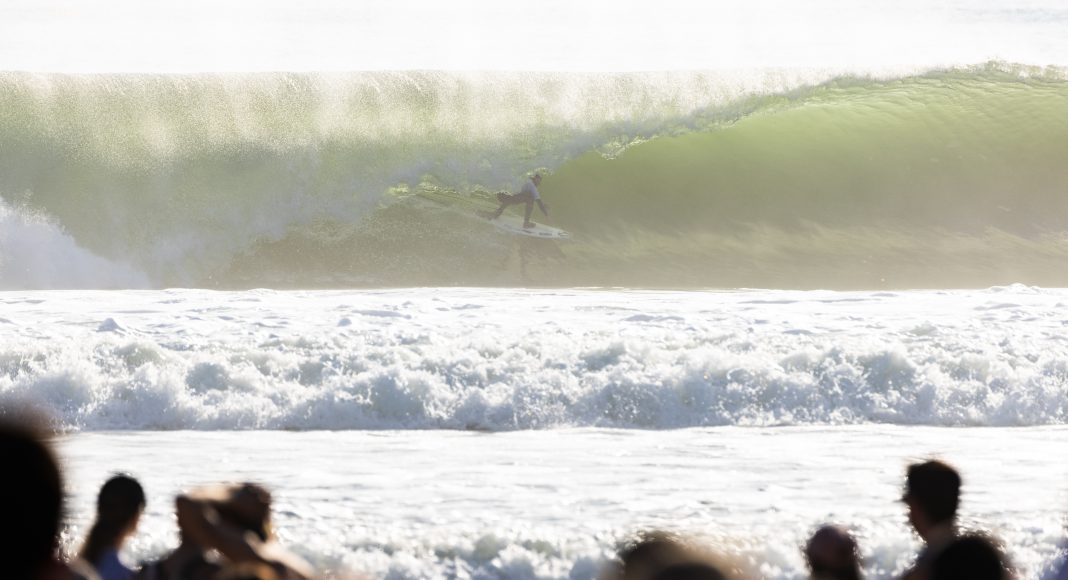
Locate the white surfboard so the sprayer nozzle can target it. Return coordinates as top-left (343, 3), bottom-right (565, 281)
top-left (477, 211), bottom-right (571, 240)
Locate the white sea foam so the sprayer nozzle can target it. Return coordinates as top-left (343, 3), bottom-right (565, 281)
top-left (54, 427), bottom-right (1068, 579)
top-left (2, 287), bottom-right (1066, 431)
top-left (0, 201), bottom-right (150, 289)
top-left (6, 287), bottom-right (1067, 578)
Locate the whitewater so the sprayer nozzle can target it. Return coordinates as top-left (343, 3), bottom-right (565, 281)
top-left (2, 287), bottom-right (1067, 578)
top-left (4, 0), bottom-right (1068, 578)
top-left (3, 287), bottom-right (1068, 430)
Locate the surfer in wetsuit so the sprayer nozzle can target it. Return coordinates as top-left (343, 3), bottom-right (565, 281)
top-left (488, 173), bottom-right (549, 228)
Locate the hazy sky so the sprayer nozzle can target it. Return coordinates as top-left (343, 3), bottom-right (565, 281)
top-left (1, 0), bottom-right (1067, 72)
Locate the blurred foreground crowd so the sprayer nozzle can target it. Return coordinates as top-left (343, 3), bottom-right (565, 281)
top-left (3, 414), bottom-right (1067, 580)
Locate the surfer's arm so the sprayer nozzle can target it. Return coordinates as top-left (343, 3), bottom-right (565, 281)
top-left (536, 199), bottom-right (549, 216)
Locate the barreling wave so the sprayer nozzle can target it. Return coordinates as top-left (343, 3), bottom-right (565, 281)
top-left (2, 63), bottom-right (1068, 289)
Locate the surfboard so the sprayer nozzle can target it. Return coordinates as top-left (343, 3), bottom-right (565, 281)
top-left (412, 190), bottom-right (571, 240)
top-left (476, 210), bottom-right (571, 240)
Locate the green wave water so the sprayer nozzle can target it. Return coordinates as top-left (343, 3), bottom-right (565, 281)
top-left (2, 65), bottom-right (1068, 289)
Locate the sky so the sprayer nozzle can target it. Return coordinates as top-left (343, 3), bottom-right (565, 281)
top-left (1, 0), bottom-right (1067, 72)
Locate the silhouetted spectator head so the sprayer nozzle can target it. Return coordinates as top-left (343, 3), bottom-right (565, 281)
top-left (650, 562), bottom-right (727, 580)
top-left (929, 533), bottom-right (1010, 580)
top-left (606, 531), bottom-right (737, 580)
top-left (80, 474), bottom-right (146, 567)
top-left (213, 483), bottom-right (273, 542)
top-left (610, 531), bottom-right (694, 580)
top-left (213, 562), bottom-right (281, 580)
top-left (0, 414), bottom-right (64, 580)
top-left (805, 525), bottom-right (861, 580)
top-left (172, 482), bottom-right (314, 579)
top-left (903, 460), bottom-right (961, 536)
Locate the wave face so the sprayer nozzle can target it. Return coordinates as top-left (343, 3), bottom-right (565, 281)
top-left (2, 287), bottom-right (1066, 431)
top-left (2, 65), bottom-right (1068, 289)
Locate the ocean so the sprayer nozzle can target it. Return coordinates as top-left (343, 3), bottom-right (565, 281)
top-left (3, 65), bottom-right (1068, 290)
top-left (3, 1), bottom-right (1068, 578)
top-left (3, 288), bottom-right (1068, 577)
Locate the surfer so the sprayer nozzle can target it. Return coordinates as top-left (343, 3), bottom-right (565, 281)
top-left (488, 173), bottom-right (549, 228)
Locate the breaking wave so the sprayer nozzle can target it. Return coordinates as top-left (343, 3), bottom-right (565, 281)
top-left (2, 64), bottom-right (1068, 289)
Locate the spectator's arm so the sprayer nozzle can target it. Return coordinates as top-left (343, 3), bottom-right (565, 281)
top-left (175, 492), bottom-right (263, 566)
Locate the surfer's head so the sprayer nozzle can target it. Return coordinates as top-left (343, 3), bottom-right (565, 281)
top-left (532, 173), bottom-right (542, 185)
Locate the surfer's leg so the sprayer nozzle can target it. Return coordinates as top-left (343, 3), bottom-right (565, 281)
top-left (490, 193), bottom-right (510, 218)
top-left (523, 200), bottom-right (534, 227)
top-left (492, 192), bottom-right (521, 218)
